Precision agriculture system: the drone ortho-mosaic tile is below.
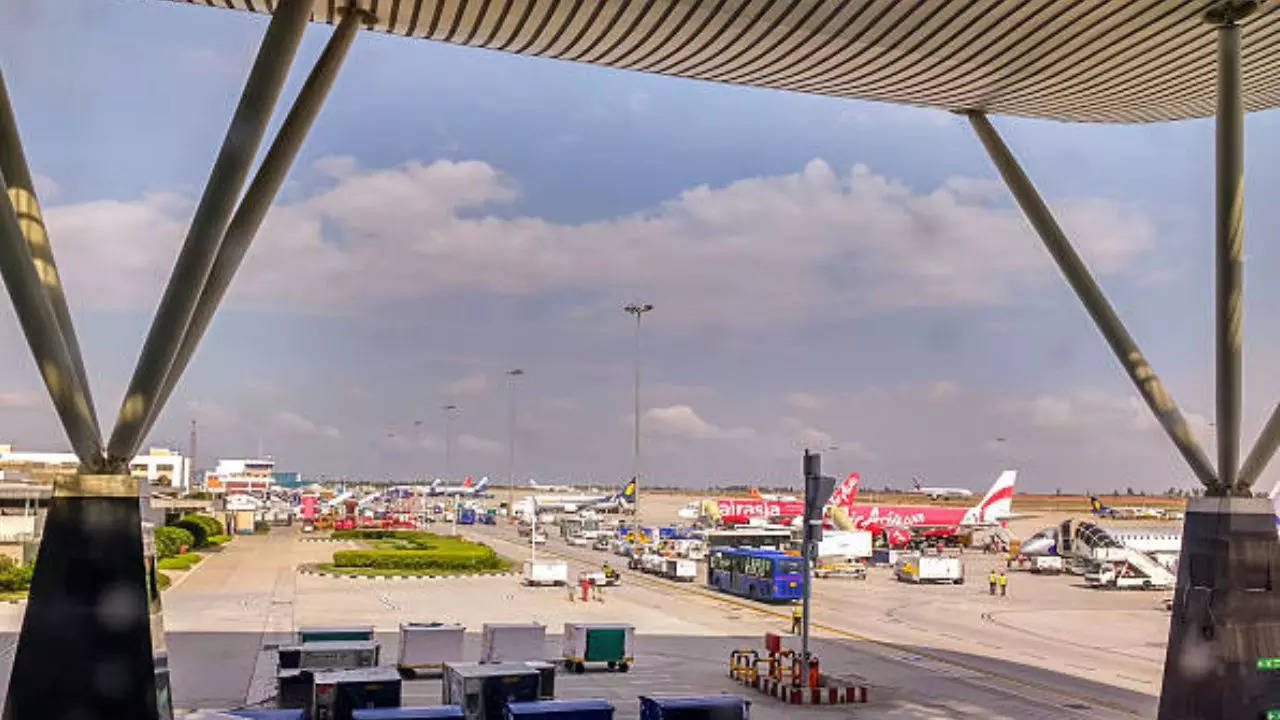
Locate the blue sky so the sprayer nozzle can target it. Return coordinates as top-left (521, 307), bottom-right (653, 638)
top-left (2, 0), bottom-right (1280, 493)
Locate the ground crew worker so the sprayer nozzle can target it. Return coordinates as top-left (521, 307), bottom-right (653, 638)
top-left (988, 569), bottom-right (998, 595)
top-left (999, 570), bottom-right (1008, 597)
top-left (790, 603), bottom-right (803, 634)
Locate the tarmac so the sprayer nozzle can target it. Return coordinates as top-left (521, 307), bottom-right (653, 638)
top-left (0, 517), bottom-right (1166, 718)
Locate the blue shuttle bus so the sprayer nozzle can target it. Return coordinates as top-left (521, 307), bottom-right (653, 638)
top-left (707, 547), bottom-right (804, 602)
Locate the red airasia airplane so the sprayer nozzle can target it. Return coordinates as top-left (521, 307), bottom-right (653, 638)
top-left (837, 470), bottom-right (1018, 546)
top-left (714, 473), bottom-right (861, 525)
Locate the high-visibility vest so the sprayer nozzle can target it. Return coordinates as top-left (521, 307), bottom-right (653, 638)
top-left (998, 574), bottom-right (1007, 586)
top-left (988, 572), bottom-right (997, 583)
top-left (792, 606), bottom-right (803, 619)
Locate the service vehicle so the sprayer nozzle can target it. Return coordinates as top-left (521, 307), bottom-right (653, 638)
top-left (893, 553), bottom-right (964, 584)
top-left (1029, 555), bottom-right (1065, 574)
top-left (522, 560), bottom-right (568, 586)
top-left (662, 558), bottom-right (697, 582)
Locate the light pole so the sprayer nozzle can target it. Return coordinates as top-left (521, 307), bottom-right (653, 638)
top-left (624, 302), bottom-right (653, 522)
top-left (442, 404), bottom-right (458, 536)
top-left (506, 369), bottom-right (524, 521)
top-left (442, 404), bottom-right (458, 481)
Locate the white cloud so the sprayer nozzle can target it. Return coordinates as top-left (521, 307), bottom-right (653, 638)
top-left (458, 433), bottom-right (503, 454)
top-left (1004, 391), bottom-right (1156, 432)
top-left (31, 173), bottom-right (59, 201)
top-left (271, 410), bottom-right (341, 439)
top-left (186, 399), bottom-right (240, 430)
top-left (927, 381), bottom-right (961, 401)
top-left (39, 158), bottom-right (1158, 326)
top-left (0, 392), bottom-right (38, 408)
top-left (786, 392), bottom-right (827, 410)
top-left (643, 405), bottom-right (755, 441)
top-left (442, 374), bottom-right (489, 397)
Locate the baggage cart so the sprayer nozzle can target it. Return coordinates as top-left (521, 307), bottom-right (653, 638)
top-left (561, 623), bottom-right (633, 673)
top-left (442, 662), bottom-right (543, 720)
top-left (278, 641), bottom-right (380, 671)
top-left (638, 695), bottom-right (749, 720)
top-left (298, 626), bottom-right (375, 643)
top-left (505, 699), bottom-right (614, 720)
top-left (311, 667), bottom-right (402, 720)
top-left (398, 623), bottom-right (465, 677)
top-left (482, 623), bottom-right (547, 663)
top-left (352, 707), bottom-right (465, 719)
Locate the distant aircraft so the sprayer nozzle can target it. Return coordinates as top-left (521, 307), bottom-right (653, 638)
top-left (516, 479), bottom-right (635, 514)
top-left (831, 470), bottom-right (1018, 546)
top-left (711, 473), bottom-right (861, 525)
top-left (529, 479), bottom-right (574, 493)
top-left (909, 476), bottom-right (975, 500)
top-left (429, 476), bottom-right (490, 497)
top-left (1089, 496), bottom-right (1124, 518)
top-left (1089, 496), bottom-right (1164, 519)
top-left (747, 487), bottom-right (799, 502)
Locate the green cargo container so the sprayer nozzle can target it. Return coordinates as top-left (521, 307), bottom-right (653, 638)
top-left (562, 623), bottom-right (634, 673)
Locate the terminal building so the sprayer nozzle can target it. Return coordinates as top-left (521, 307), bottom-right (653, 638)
top-left (203, 457), bottom-right (276, 496)
top-left (0, 443), bottom-right (191, 491)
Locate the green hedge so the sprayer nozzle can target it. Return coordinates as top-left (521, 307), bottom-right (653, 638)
top-left (170, 514), bottom-right (224, 548)
top-left (173, 519), bottom-right (207, 548)
top-left (154, 526), bottom-right (194, 558)
top-left (182, 514), bottom-right (223, 537)
top-left (332, 547), bottom-right (506, 572)
top-left (207, 534), bottom-right (232, 545)
top-left (0, 556), bottom-right (33, 592)
top-left (157, 554), bottom-right (202, 571)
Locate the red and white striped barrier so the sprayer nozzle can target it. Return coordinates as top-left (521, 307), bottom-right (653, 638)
top-left (734, 673), bottom-right (869, 705)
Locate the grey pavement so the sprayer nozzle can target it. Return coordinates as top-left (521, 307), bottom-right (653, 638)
top-left (0, 525), bottom-right (1163, 717)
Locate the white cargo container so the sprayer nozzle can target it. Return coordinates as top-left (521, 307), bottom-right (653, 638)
top-left (523, 559), bottom-right (568, 586)
top-left (397, 622), bottom-right (465, 676)
top-left (662, 558), bottom-right (697, 581)
top-left (1030, 555), bottom-right (1065, 574)
top-left (894, 553), bottom-right (964, 584)
top-left (561, 622), bottom-right (635, 673)
top-left (481, 622), bottom-right (547, 663)
top-left (816, 530), bottom-right (873, 561)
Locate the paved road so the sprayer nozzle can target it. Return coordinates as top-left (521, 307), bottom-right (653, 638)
top-left (0, 526), bottom-right (1163, 717)
top-left (468, 523), bottom-right (1160, 718)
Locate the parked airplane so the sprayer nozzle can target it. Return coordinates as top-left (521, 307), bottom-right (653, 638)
top-left (529, 479), bottom-right (575, 493)
top-left (1090, 496), bottom-right (1166, 519)
top-left (429, 476), bottom-right (490, 497)
top-left (909, 476), bottom-right (975, 500)
top-left (515, 479), bottom-right (636, 514)
top-left (710, 473), bottom-right (861, 525)
top-left (829, 470), bottom-right (1017, 546)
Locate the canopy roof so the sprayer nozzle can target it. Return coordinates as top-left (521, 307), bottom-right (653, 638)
top-left (167, 1), bottom-right (1280, 123)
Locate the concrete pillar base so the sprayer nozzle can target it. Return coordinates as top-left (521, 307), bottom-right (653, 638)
top-left (3, 474), bottom-right (171, 720)
top-left (1158, 497), bottom-right (1280, 719)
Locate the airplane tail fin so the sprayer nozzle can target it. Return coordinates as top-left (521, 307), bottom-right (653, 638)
top-left (970, 470), bottom-right (1016, 523)
top-left (1090, 495), bottom-right (1107, 514)
top-left (463, 476), bottom-right (473, 487)
top-left (825, 472), bottom-right (860, 512)
top-left (614, 478), bottom-right (637, 505)
top-left (912, 477), bottom-right (922, 491)
top-left (475, 477), bottom-right (489, 492)
top-left (749, 487), bottom-right (763, 499)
